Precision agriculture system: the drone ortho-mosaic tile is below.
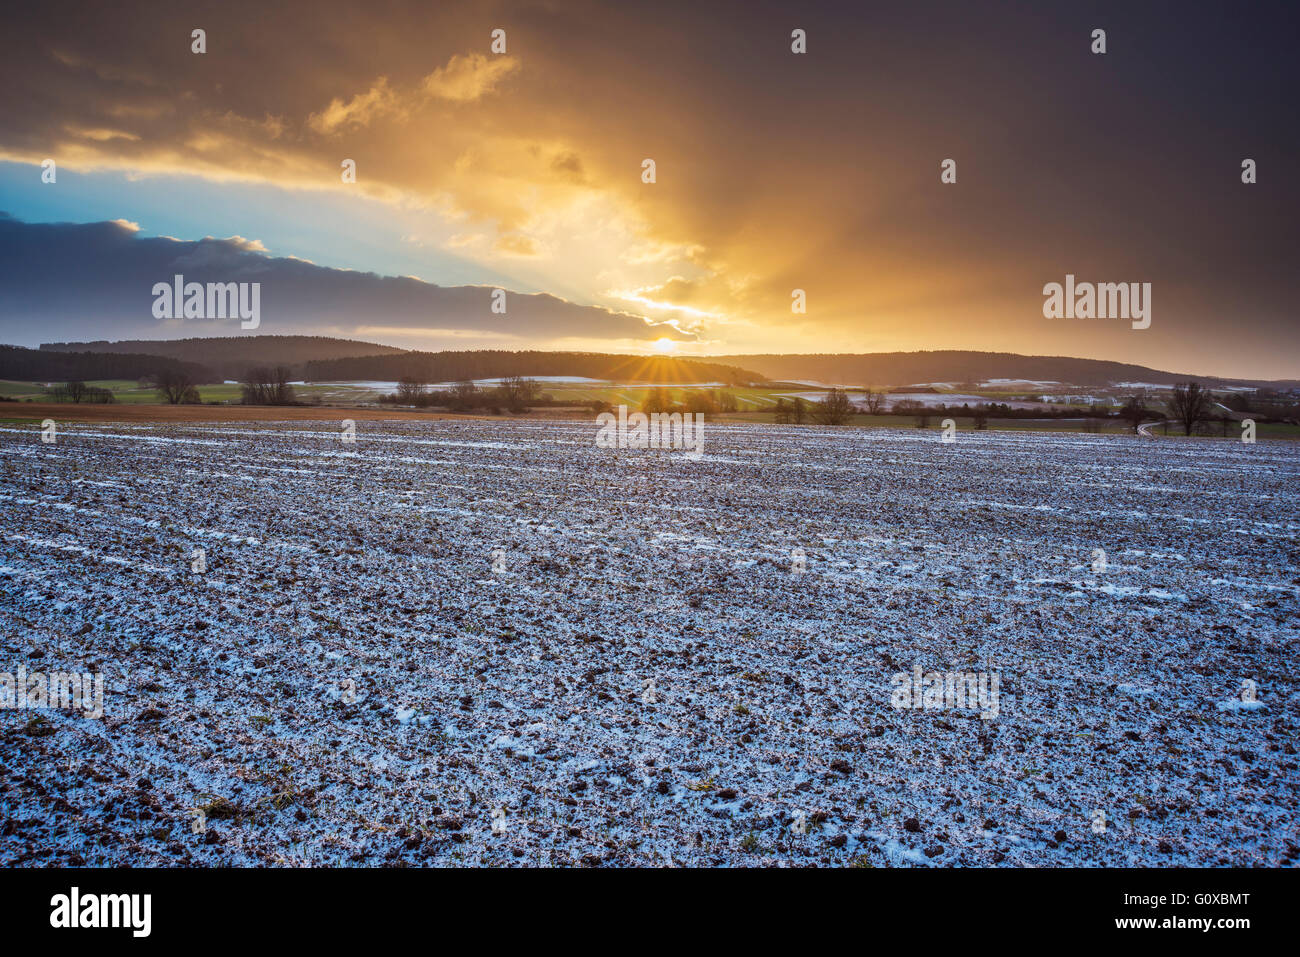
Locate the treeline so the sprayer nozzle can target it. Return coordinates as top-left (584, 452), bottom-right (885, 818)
top-left (40, 335), bottom-right (405, 381)
top-left (35, 339), bottom-right (762, 386)
top-left (640, 388), bottom-right (739, 414)
top-left (1221, 388), bottom-right (1300, 422)
top-left (0, 344), bottom-right (210, 384)
top-left (43, 381), bottom-right (116, 403)
top-left (239, 366), bottom-right (298, 405)
top-left (382, 380), bottom-right (745, 415)
top-left (709, 351), bottom-right (1273, 390)
top-left (880, 383), bottom-right (1281, 436)
top-left (307, 350), bottom-right (762, 385)
top-left (380, 376), bottom-right (541, 413)
top-left (130, 364), bottom-right (302, 405)
top-left (771, 383), bottom-right (1268, 435)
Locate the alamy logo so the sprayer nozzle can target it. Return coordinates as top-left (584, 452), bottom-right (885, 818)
top-left (50, 887), bottom-right (150, 937)
top-left (1043, 274), bottom-right (1150, 329)
top-left (1, 664), bottom-right (103, 719)
top-left (890, 664), bottom-right (1000, 720)
top-left (152, 274), bottom-right (260, 329)
top-left (595, 405), bottom-right (704, 459)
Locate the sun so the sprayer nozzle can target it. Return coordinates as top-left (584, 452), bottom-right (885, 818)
top-left (651, 337), bottom-right (676, 354)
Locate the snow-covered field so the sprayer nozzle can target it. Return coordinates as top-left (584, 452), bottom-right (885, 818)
top-left (777, 391), bottom-right (1045, 410)
top-left (1, 420), bottom-right (1296, 867)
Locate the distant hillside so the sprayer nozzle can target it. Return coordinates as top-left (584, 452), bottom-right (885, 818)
top-left (1, 344), bottom-right (210, 383)
top-left (709, 351), bottom-right (1293, 390)
top-left (305, 350), bottom-right (764, 386)
top-left (26, 339), bottom-right (1294, 392)
top-left (40, 336), bottom-right (406, 380)
top-left (33, 337), bottom-right (758, 384)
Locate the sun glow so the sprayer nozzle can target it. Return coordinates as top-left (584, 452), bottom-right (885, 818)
top-left (651, 337), bottom-right (676, 353)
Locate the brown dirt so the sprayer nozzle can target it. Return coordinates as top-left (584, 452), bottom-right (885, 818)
top-left (0, 402), bottom-right (598, 424)
top-left (0, 402), bottom-right (463, 423)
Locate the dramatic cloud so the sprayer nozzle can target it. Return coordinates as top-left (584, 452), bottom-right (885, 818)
top-left (0, 215), bottom-right (687, 349)
top-left (421, 53), bottom-right (520, 103)
top-left (307, 78), bottom-right (402, 135)
top-left (0, 1), bottom-right (1295, 374)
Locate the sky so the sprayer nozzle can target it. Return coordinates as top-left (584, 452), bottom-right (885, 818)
top-left (0, 0), bottom-right (1296, 378)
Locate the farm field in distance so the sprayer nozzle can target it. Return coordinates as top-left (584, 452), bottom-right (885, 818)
top-left (5, 377), bottom-right (1299, 439)
top-left (0, 375), bottom-right (1171, 410)
top-left (0, 379), bottom-right (353, 406)
top-left (0, 378), bottom-right (810, 410)
top-left (0, 418), bottom-right (1295, 867)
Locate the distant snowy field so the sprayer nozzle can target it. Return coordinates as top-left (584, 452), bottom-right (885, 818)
top-left (1, 420), bottom-right (1296, 867)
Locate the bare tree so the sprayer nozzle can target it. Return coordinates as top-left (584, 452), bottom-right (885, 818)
top-left (641, 388), bottom-right (673, 414)
top-left (240, 366), bottom-right (295, 405)
top-left (497, 376), bottom-right (540, 413)
top-left (154, 369), bottom-right (198, 405)
top-left (773, 396), bottom-right (808, 423)
top-left (50, 381), bottom-right (119, 403)
top-left (684, 390), bottom-right (718, 414)
top-left (1119, 395), bottom-right (1148, 434)
top-left (812, 388), bottom-right (855, 425)
top-left (449, 380), bottom-right (479, 411)
top-left (1167, 381), bottom-right (1213, 436)
top-left (396, 376), bottom-right (428, 405)
top-left (862, 389), bottom-right (885, 414)
top-left (240, 367), bottom-right (270, 404)
top-left (270, 365), bottom-right (295, 405)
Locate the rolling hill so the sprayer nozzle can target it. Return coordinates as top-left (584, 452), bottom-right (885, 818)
top-left (21, 339), bottom-right (1298, 392)
top-left (709, 351), bottom-right (1298, 390)
top-left (0, 344), bottom-right (209, 384)
top-left (39, 336), bottom-right (405, 381)
top-left (303, 350), bottom-right (762, 385)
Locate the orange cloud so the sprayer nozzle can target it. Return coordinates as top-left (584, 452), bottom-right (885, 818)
top-left (307, 77), bottom-right (401, 134)
top-left (1, 0), bottom-right (1292, 373)
top-left (421, 53), bottom-right (519, 102)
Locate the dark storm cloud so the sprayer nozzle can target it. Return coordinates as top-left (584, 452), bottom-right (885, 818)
top-left (0, 1), bottom-right (1295, 373)
top-left (0, 215), bottom-right (677, 346)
